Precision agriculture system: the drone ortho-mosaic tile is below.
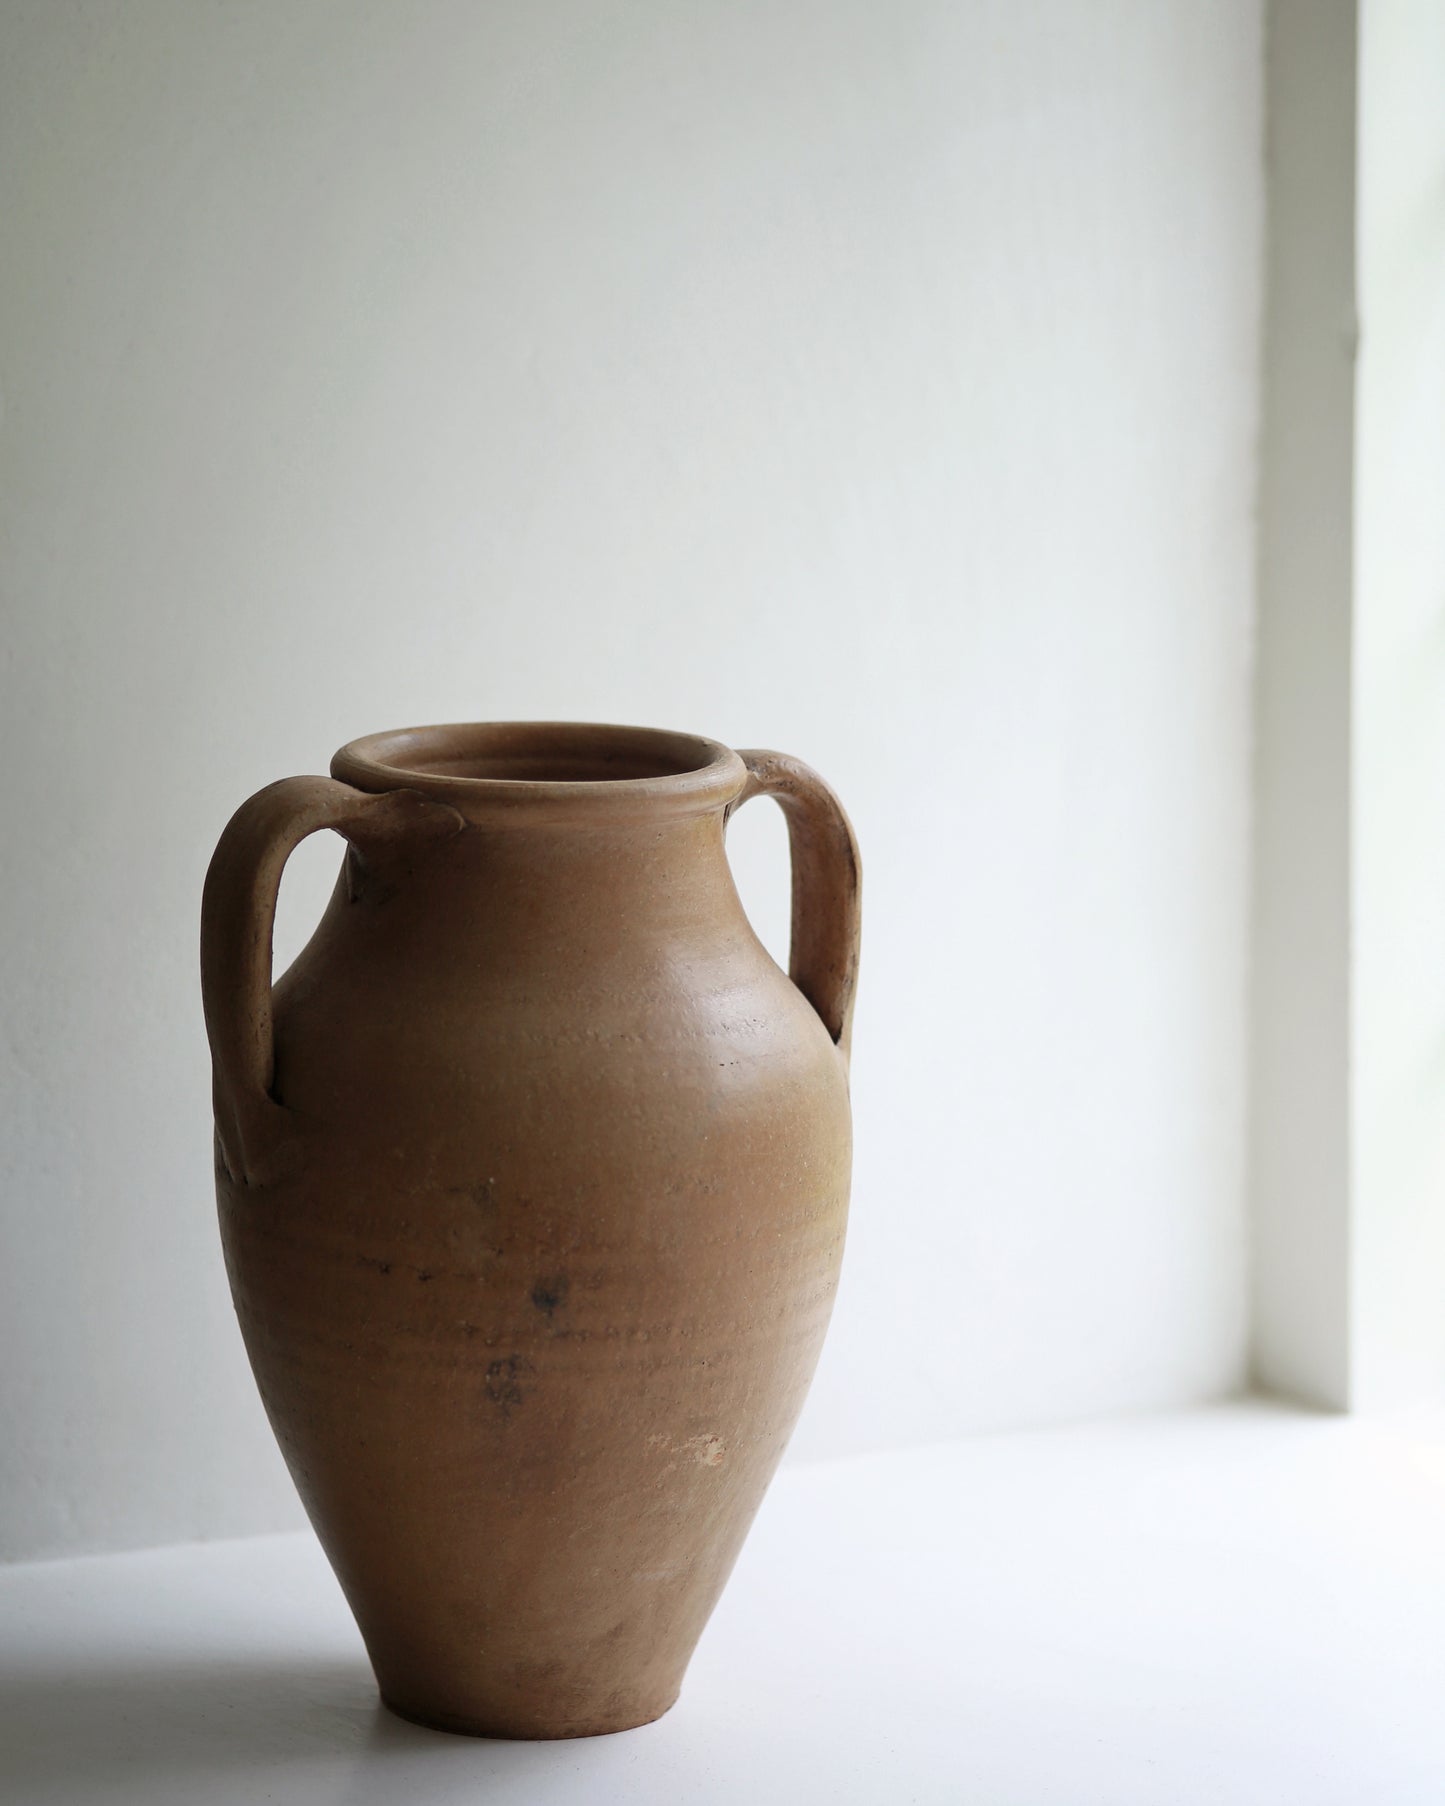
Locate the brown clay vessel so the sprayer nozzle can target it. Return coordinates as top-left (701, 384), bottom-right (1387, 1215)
top-left (200, 721), bottom-right (860, 1738)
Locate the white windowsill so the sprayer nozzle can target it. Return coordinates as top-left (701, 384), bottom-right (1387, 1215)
top-left (5, 1400), bottom-right (1445, 1804)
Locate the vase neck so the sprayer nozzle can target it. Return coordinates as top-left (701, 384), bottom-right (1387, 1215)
top-left (346, 808), bottom-right (746, 955)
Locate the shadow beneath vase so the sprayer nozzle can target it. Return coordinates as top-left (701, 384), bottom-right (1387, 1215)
top-left (0, 1651), bottom-right (595, 1805)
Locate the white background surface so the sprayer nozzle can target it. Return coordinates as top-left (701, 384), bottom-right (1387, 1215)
top-left (7, 1404), bottom-right (1445, 1805)
top-left (1, 0), bottom-right (1263, 1560)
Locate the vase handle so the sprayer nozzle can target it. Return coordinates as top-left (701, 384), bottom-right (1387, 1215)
top-left (731, 750), bottom-right (862, 1059)
top-left (200, 776), bottom-right (462, 1186)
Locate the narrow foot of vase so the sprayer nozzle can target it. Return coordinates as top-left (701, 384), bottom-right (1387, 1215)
top-left (379, 1688), bottom-right (682, 1741)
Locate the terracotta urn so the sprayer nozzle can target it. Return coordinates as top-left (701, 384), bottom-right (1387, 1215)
top-left (200, 721), bottom-right (860, 1739)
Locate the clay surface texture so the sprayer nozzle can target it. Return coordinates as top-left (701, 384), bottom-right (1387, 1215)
top-left (201, 722), bottom-right (860, 1738)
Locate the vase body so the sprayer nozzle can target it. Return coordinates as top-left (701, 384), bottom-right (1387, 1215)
top-left (201, 722), bottom-right (860, 1739)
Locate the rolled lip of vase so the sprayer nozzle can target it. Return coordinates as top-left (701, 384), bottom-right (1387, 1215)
top-left (332, 720), bottom-right (748, 823)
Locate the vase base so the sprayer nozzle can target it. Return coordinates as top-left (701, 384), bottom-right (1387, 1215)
top-left (379, 1688), bottom-right (682, 1742)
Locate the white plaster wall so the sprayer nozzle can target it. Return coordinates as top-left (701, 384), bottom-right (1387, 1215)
top-left (0, 0), bottom-right (1262, 1559)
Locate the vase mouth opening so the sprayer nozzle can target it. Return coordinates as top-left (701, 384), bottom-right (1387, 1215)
top-left (332, 722), bottom-right (747, 822)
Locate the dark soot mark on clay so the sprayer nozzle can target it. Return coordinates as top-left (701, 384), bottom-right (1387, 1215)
top-left (485, 1354), bottom-right (531, 1411)
top-left (530, 1275), bottom-right (569, 1319)
top-left (447, 1178), bottom-right (503, 1222)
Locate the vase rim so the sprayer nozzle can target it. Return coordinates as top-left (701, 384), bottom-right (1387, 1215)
top-left (332, 721), bottom-right (748, 823)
